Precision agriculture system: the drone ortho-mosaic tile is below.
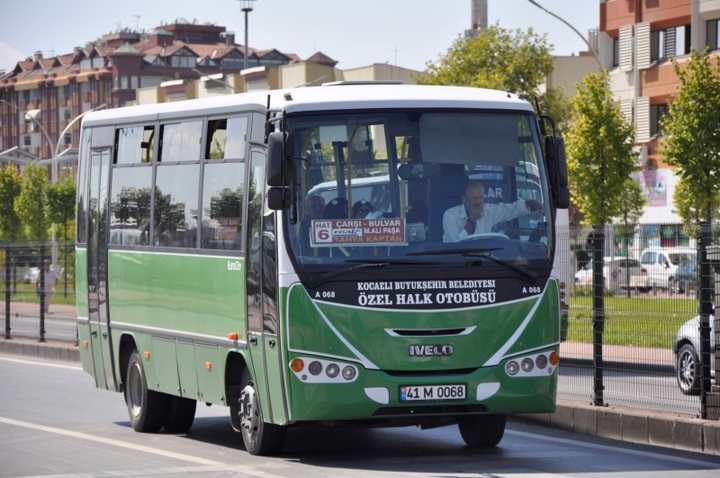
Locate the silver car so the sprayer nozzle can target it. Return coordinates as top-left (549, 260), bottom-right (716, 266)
top-left (674, 316), bottom-right (717, 395)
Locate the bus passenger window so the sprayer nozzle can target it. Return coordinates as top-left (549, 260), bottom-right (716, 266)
top-left (153, 164), bottom-right (199, 247)
top-left (115, 126), bottom-right (155, 164)
top-left (109, 167), bottom-right (152, 246)
top-left (160, 121), bottom-right (202, 162)
top-left (201, 163), bottom-right (245, 250)
top-left (206, 116), bottom-right (247, 160)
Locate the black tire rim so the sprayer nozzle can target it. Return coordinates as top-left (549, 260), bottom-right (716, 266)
top-left (128, 361), bottom-right (144, 418)
top-left (678, 348), bottom-right (696, 392)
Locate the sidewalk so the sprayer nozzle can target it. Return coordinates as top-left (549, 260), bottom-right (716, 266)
top-left (561, 341), bottom-right (674, 367)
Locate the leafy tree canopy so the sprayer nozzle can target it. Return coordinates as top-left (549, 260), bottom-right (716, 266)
top-left (0, 165), bottom-right (23, 242)
top-left (662, 50), bottom-right (720, 223)
top-left (15, 163), bottom-right (50, 241)
top-left (417, 25), bottom-right (569, 127)
top-left (565, 72), bottom-right (637, 225)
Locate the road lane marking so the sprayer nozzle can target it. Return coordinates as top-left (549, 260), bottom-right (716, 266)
top-left (0, 356), bottom-right (81, 370)
top-left (0, 416), bottom-right (289, 478)
top-left (508, 429), bottom-right (720, 468)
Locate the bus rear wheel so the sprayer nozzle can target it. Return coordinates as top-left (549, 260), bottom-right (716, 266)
top-left (230, 369), bottom-right (285, 455)
top-left (125, 351), bottom-right (169, 433)
top-left (457, 414), bottom-right (506, 448)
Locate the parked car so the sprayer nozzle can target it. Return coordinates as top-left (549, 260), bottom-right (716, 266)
top-left (674, 315), bottom-right (716, 395)
top-left (574, 256), bottom-right (641, 292)
top-left (674, 259), bottom-right (697, 294)
top-left (635, 247), bottom-right (696, 291)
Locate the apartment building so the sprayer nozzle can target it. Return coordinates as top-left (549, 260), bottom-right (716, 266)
top-left (597, 0), bottom-right (720, 247)
top-left (0, 21), bottom-right (307, 161)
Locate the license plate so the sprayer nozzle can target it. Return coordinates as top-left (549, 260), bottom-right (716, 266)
top-left (399, 384), bottom-right (466, 402)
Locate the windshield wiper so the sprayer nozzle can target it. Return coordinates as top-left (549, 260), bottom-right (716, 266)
top-left (466, 253), bottom-right (537, 282)
top-left (306, 262), bottom-right (390, 289)
top-left (406, 247), bottom-right (502, 256)
top-left (407, 248), bottom-right (536, 282)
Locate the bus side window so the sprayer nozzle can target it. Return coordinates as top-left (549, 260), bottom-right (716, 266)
top-left (76, 128), bottom-right (91, 244)
top-left (153, 164), bottom-right (200, 248)
top-left (115, 125), bottom-right (155, 164)
top-left (201, 162), bottom-right (245, 250)
top-left (206, 116), bottom-right (248, 160)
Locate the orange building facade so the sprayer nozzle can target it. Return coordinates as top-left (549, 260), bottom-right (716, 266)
top-left (598, 0), bottom-right (720, 246)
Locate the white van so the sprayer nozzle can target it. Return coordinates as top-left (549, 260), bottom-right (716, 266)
top-left (636, 247), bottom-right (696, 290)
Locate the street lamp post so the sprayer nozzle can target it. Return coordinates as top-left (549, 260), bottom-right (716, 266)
top-left (239, 0), bottom-right (257, 71)
top-left (526, 0), bottom-right (605, 71)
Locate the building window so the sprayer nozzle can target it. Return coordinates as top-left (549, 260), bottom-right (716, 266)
top-left (651, 25), bottom-right (691, 62)
top-left (80, 58), bottom-right (92, 70)
top-left (612, 37), bottom-right (620, 67)
top-left (222, 58), bottom-right (244, 69)
top-left (170, 55), bottom-right (196, 68)
top-left (64, 109), bottom-right (71, 121)
top-left (650, 104), bottom-right (669, 136)
top-left (707, 19), bottom-right (720, 50)
top-left (23, 136), bottom-right (31, 146)
top-left (64, 133), bottom-right (72, 145)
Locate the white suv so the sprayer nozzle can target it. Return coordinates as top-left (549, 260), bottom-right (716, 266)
top-left (636, 247), bottom-right (695, 291)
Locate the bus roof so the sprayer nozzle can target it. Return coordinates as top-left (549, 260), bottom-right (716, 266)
top-left (82, 84), bottom-right (533, 128)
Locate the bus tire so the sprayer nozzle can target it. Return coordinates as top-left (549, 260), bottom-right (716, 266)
top-left (163, 396), bottom-right (197, 433)
top-left (457, 414), bottom-right (506, 448)
top-left (124, 351), bottom-right (169, 433)
top-left (231, 368), bottom-right (285, 455)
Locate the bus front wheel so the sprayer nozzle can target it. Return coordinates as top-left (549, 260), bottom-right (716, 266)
top-left (230, 369), bottom-right (285, 455)
top-left (125, 351), bottom-right (169, 433)
top-left (457, 414), bottom-right (506, 448)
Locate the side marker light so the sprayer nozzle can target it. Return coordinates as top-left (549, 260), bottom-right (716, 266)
top-left (549, 351), bottom-right (560, 366)
top-left (290, 358), bottom-right (304, 373)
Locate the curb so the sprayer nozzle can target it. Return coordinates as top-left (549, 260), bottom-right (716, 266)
top-left (517, 399), bottom-right (720, 456)
top-left (0, 338), bottom-right (79, 362)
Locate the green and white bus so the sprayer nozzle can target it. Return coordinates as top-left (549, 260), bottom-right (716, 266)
top-left (76, 83), bottom-right (569, 454)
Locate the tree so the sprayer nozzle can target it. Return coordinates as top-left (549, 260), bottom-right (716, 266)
top-left (0, 165), bottom-right (23, 242)
top-left (564, 72), bottom-right (637, 405)
top-left (673, 176), bottom-right (717, 235)
top-left (15, 163), bottom-right (50, 241)
top-left (418, 25), bottom-right (570, 127)
top-left (662, 50), bottom-right (720, 225)
top-left (566, 73), bottom-right (637, 225)
top-left (48, 174), bottom-right (76, 297)
top-left (48, 174), bottom-right (76, 242)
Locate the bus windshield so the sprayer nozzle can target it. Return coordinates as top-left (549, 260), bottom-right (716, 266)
top-left (285, 110), bottom-right (552, 278)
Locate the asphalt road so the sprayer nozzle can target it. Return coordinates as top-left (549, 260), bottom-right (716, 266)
top-left (1, 354), bottom-right (720, 478)
top-left (3, 315), bottom-right (77, 342)
top-left (559, 364), bottom-right (700, 416)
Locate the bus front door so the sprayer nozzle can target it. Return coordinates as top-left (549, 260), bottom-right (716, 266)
top-left (246, 152), bottom-right (288, 424)
top-left (86, 148), bottom-right (115, 390)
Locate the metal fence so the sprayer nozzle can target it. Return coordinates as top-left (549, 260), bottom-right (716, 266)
top-left (557, 223), bottom-right (720, 419)
top-left (1, 241), bottom-right (76, 343)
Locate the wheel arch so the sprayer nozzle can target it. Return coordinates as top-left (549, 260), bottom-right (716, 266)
top-left (117, 333), bottom-right (138, 391)
top-left (225, 350), bottom-right (251, 400)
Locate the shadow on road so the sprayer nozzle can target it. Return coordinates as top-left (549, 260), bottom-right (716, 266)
top-left (115, 416), bottom-right (720, 475)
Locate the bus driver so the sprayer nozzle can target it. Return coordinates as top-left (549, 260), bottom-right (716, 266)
top-left (442, 181), bottom-right (541, 243)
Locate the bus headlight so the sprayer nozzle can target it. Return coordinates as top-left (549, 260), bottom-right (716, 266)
top-left (342, 365), bottom-right (356, 381)
top-left (505, 361), bottom-right (519, 376)
top-left (325, 363), bottom-right (340, 378)
top-left (505, 350), bottom-right (557, 378)
top-left (308, 361), bottom-right (323, 376)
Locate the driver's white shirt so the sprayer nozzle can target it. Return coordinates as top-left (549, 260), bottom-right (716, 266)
top-left (442, 200), bottom-right (529, 243)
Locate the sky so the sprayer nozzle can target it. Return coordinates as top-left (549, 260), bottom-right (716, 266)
top-left (0, 0), bottom-right (599, 73)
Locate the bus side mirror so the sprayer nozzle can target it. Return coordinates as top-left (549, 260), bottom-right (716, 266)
top-left (267, 187), bottom-right (290, 210)
top-left (267, 131), bottom-right (288, 187)
top-left (546, 136), bottom-right (569, 209)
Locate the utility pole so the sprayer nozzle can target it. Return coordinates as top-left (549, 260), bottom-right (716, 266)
top-left (239, 0), bottom-right (257, 71)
